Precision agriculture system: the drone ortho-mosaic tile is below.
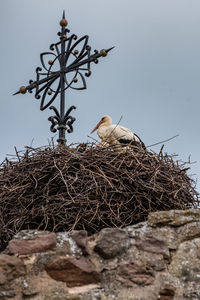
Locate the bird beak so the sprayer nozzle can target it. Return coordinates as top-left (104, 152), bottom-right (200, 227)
top-left (90, 121), bottom-right (102, 133)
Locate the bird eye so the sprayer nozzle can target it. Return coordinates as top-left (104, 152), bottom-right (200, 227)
top-left (101, 117), bottom-right (105, 121)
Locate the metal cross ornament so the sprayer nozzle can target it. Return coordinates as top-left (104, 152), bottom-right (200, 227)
top-left (14, 11), bottom-right (113, 144)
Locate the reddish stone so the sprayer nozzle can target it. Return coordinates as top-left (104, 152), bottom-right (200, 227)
top-left (159, 284), bottom-right (175, 300)
top-left (135, 236), bottom-right (169, 258)
top-left (71, 230), bottom-right (91, 255)
top-left (45, 256), bottom-right (100, 287)
top-left (117, 260), bottom-right (154, 287)
top-left (0, 268), bottom-right (7, 285)
top-left (8, 233), bottom-right (57, 255)
top-left (0, 254), bottom-right (25, 284)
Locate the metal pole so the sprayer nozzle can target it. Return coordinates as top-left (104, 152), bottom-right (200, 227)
top-left (58, 11), bottom-right (67, 144)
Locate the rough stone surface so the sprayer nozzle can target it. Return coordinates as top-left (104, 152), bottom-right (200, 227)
top-left (135, 235), bottom-right (169, 258)
top-left (158, 284), bottom-right (175, 300)
top-left (0, 254), bottom-right (26, 285)
top-left (71, 230), bottom-right (91, 255)
top-left (8, 232), bottom-right (57, 255)
top-left (94, 228), bottom-right (129, 259)
top-left (0, 290), bottom-right (16, 298)
top-left (177, 221), bottom-right (200, 242)
top-left (45, 256), bottom-right (100, 287)
top-left (117, 260), bottom-right (154, 286)
top-left (169, 238), bottom-right (200, 299)
top-left (148, 209), bottom-right (200, 227)
top-left (1, 209), bottom-right (200, 299)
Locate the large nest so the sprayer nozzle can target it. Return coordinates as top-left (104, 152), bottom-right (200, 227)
top-left (0, 144), bottom-right (199, 251)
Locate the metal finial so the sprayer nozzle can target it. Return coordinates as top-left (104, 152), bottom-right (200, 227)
top-left (60, 11), bottom-right (68, 27)
top-left (14, 12), bottom-right (113, 145)
top-left (105, 47), bottom-right (115, 53)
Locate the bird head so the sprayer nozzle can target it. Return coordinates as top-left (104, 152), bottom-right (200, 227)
top-left (90, 115), bottom-right (112, 133)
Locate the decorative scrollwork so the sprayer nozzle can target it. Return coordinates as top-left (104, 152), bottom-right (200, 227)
top-left (34, 34), bottom-right (97, 103)
top-left (14, 10), bottom-right (113, 144)
top-left (48, 105), bottom-right (76, 134)
top-left (27, 32), bottom-right (113, 110)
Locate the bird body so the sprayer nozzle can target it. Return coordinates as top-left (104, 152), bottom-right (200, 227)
top-left (91, 115), bottom-right (145, 149)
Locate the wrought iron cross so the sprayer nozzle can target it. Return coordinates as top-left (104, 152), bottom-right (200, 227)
top-left (14, 11), bottom-right (113, 144)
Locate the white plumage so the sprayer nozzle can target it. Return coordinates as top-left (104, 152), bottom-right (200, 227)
top-left (91, 115), bottom-right (145, 149)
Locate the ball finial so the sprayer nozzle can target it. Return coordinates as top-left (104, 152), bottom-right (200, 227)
top-left (100, 49), bottom-right (107, 57)
top-left (19, 86), bottom-right (27, 94)
top-left (48, 60), bottom-right (53, 65)
top-left (60, 18), bottom-right (68, 27)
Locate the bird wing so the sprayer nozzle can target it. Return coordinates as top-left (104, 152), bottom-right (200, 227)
top-left (132, 132), bottom-right (144, 144)
top-left (112, 125), bottom-right (140, 141)
top-left (98, 124), bottom-right (145, 148)
top-left (102, 124), bottom-right (134, 142)
top-left (111, 125), bottom-right (146, 148)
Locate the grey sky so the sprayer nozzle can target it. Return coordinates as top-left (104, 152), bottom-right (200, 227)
top-left (1, 0), bottom-right (200, 192)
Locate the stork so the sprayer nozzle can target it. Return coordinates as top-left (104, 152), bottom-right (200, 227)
top-left (90, 115), bottom-right (146, 150)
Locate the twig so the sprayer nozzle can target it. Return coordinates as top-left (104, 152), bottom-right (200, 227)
top-left (14, 147), bottom-right (21, 162)
top-left (147, 134), bottom-right (179, 148)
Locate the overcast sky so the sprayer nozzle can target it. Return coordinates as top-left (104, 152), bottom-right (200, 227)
top-left (1, 0), bottom-right (200, 192)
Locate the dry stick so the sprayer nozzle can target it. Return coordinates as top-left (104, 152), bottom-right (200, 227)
top-left (147, 134), bottom-right (179, 148)
top-left (14, 147), bottom-right (21, 162)
top-left (87, 135), bottom-right (99, 143)
top-left (159, 145), bottom-right (164, 156)
top-left (53, 158), bottom-right (75, 203)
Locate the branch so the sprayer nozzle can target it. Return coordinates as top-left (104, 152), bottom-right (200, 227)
top-left (147, 134), bottom-right (179, 148)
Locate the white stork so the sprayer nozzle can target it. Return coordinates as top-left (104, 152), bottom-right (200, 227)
top-left (90, 115), bottom-right (146, 150)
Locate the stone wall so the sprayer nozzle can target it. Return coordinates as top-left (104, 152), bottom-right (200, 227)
top-left (1, 209), bottom-right (200, 300)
